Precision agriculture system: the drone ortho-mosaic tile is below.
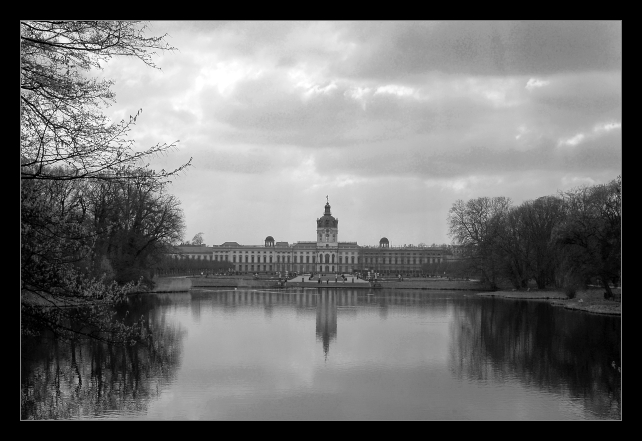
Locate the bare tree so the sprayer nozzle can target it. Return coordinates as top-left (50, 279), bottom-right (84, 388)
top-left (21, 21), bottom-right (190, 344)
top-left (554, 176), bottom-right (621, 297)
top-left (518, 196), bottom-right (566, 289)
top-left (448, 197), bottom-right (512, 290)
top-left (20, 21), bottom-right (191, 181)
top-left (493, 206), bottom-right (532, 289)
top-left (191, 232), bottom-right (204, 245)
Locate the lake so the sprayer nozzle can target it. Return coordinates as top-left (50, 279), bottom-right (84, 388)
top-left (20, 288), bottom-right (621, 420)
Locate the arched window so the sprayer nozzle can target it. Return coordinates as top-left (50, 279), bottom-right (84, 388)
top-left (325, 254), bottom-right (330, 263)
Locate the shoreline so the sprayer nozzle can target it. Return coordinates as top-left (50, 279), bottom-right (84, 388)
top-left (142, 276), bottom-right (621, 316)
top-left (478, 289), bottom-right (621, 316)
top-left (154, 275), bottom-right (490, 291)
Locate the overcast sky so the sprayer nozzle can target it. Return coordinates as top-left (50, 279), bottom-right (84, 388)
top-left (100, 20), bottom-right (621, 247)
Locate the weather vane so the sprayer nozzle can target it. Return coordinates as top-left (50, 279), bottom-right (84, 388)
top-left (326, 195), bottom-right (328, 203)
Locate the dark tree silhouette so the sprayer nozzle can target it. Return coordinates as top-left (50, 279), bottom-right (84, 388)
top-left (21, 21), bottom-right (191, 344)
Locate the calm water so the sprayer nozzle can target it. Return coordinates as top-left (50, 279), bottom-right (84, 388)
top-left (21, 288), bottom-right (621, 420)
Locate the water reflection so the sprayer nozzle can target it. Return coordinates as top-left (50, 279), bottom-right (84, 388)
top-left (21, 295), bottom-right (186, 420)
top-left (21, 289), bottom-right (621, 420)
top-left (316, 291), bottom-right (336, 359)
top-left (190, 288), bottom-right (352, 359)
top-left (449, 297), bottom-right (621, 419)
top-left (188, 288), bottom-right (430, 359)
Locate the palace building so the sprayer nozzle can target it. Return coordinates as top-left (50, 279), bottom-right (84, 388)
top-left (171, 200), bottom-right (451, 276)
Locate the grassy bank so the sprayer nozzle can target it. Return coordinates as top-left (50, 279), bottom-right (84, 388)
top-left (478, 287), bottom-right (621, 316)
top-left (149, 276), bottom-right (620, 316)
top-left (183, 275), bottom-right (488, 290)
top-left (377, 278), bottom-right (488, 290)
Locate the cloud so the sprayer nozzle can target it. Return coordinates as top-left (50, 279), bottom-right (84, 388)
top-left (527, 72), bottom-right (621, 118)
top-left (90, 21), bottom-right (621, 247)
top-left (557, 119), bottom-right (621, 148)
top-left (558, 133), bottom-right (586, 147)
top-left (594, 121), bottom-right (622, 133)
top-left (329, 21), bottom-right (621, 81)
top-left (526, 78), bottom-right (550, 90)
top-left (374, 84), bottom-right (416, 97)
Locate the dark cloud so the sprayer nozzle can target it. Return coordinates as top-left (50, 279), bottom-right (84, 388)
top-left (95, 21), bottom-right (621, 246)
top-left (313, 129), bottom-right (621, 181)
top-left (331, 21), bottom-right (621, 81)
top-left (527, 72), bottom-right (621, 119)
top-left (198, 72), bottom-right (520, 149)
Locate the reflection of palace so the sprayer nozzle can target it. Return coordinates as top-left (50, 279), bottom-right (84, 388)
top-left (172, 200), bottom-right (453, 276)
top-left (191, 289), bottom-right (358, 359)
top-left (316, 291), bottom-right (337, 359)
top-left (191, 289), bottom-right (449, 360)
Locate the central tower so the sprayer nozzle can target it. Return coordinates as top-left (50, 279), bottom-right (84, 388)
top-left (317, 197), bottom-right (338, 247)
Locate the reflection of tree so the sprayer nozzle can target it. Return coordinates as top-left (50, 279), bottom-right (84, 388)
top-left (21, 295), bottom-right (186, 420)
top-left (450, 298), bottom-right (621, 419)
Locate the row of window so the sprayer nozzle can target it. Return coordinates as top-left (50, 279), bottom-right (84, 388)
top-left (231, 250), bottom-right (317, 254)
top-left (229, 255), bottom-right (313, 263)
top-left (186, 253), bottom-right (441, 265)
top-left (362, 257), bottom-right (441, 264)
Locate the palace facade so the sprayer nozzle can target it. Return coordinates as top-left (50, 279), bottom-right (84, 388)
top-left (171, 200), bottom-right (451, 276)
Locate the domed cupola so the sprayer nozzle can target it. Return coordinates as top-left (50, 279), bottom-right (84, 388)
top-left (379, 237), bottom-right (389, 248)
top-left (316, 197), bottom-right (339, 245)
top-left (317, 199), bottom-right (338, 228)
top-left (265, 236), bottom-right (275, 247)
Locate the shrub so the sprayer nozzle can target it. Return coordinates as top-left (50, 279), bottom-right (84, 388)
top-left (564, 284), bottom-right (578, 299)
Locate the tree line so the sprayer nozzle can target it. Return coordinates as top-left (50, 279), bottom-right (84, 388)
top-left (155, 255), bottom-right (235, 276)
top-left (446, 176), bottom-right (621, 297)
top-left (21, 21), bottom-right (191, 344)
